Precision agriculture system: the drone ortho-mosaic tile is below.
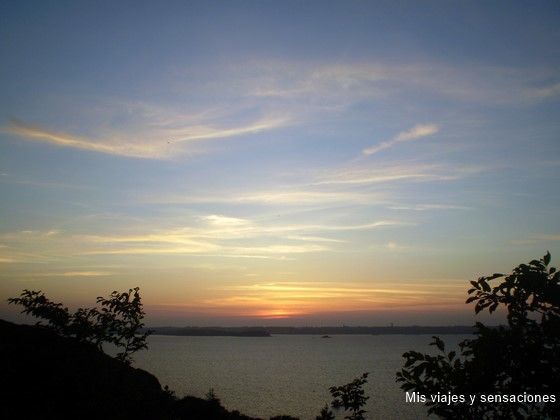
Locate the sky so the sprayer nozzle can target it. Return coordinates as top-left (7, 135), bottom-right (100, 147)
top-left (1, 1), bottom-right (559, 326)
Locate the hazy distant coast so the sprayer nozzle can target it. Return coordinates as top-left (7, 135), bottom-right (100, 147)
top-left (148, 327), bottom-right (272, 337)
top-left (147, 325), bottom-right (475, 337)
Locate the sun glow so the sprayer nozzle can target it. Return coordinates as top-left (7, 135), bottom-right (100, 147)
top-left (179, 281), bottom-right (469, 320)
top-left (253, 308), bottom-right (305, 319)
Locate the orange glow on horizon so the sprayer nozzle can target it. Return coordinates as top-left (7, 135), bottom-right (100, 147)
top-left (144, 280), bottom-right (468, 321)
top-left (253, 308), bottom-right (306, 319)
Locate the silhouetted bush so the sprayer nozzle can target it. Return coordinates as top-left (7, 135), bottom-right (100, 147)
top-left (8, 287), bottom-right (151, 364)
top-left (396, 252), bottom-right (560, 418)
top-left (315, 403), bottom-right (335, 420)
top-left (326, 372), bottom-right (369, 420)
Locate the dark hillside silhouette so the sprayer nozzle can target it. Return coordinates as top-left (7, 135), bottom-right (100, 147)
top-left (0, 319), bottom-right (171, 419)
top-left (3, 286), bottom-right (264, 420)
top-left (0, 319), bottom-right (260, 419)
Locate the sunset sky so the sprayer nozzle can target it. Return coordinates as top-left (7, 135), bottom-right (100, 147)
top-left (1, 1), bottom-right (559, 326)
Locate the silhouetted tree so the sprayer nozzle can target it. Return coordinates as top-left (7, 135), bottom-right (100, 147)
top-left (205, 388), bottom-right (219, 403)
top-left (8, 287), bottom-right (151, 364)
top-left (315, 404), bottom-right (335, 420)
top-left (328, 372), bottom-right (369, 420)
top-left (396, 252), bottom-right (560, 419)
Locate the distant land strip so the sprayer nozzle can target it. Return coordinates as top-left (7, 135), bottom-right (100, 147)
top-left (145, 326), bottom-right (477, 337)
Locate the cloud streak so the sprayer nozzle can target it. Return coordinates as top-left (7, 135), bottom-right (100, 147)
top-left (314, 162), bottom-right (477, 186)
top-left (7, 118), bottom-right (137, 155)
top-left (79, 218), bottom-right (408, 245)
top-left (246, 60), bottom-right (560, 106)
top-left (6, 115), bottom-right (287, 159)
top-left (144, 189), bottom-right (377, 206)
top-left (511, 233), bottom-right (560, 245)
top-left (35, 271), bottom-right (114, 277)
top-left (363, 124), bottom-right (439, 155)
top-left (0, 215), bottom-right (411, 261)
top-left (198, 280), bottom-right (467, 317)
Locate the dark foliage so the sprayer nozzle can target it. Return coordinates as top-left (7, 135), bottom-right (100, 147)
top-left (396, 252), bottom-right (560, 419)
top-left (173, 395), bottom-right (257, 420)
top-left (328, 372), bottom-right (369, 420)
top-left (8, 287), bottom-right (151, 364)
top-left (315, 404), bottom-right (335, 420)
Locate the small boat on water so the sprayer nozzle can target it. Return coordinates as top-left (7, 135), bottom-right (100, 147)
top-left (321, 335), bottom-right (331, 338)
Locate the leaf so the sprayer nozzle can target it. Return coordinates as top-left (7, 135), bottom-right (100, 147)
top-left (544, 251), bottom-right (551, 266)
top-left (430, 336), bottom-right (445, 352)
top-left (530, 259), bottom-right (541, 267)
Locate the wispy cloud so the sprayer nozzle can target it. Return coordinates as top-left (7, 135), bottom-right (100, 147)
top-left (246, 60), bottom-right (560, 106)
top-left (7, 118), bottom-right (139, 155)
top-left (387, 204), bottom-right (472, 211)
top-left (6, 115), bottom-right (288, 159)
top-left (82, 245), bottom-right (222, 255)
top-left (6, 57), bottom-right (559, 164)
top-left (525, 82), bottom-right (560, 100)
top-left (0, 215), bottom-right (412, 261)
top-left (511, 234), bottom-right (560, 245)
top-left (198, 281), bottom-right (466, 317)
top-left (236, 191), bottom-right (371, 205)
top-left (226, 244), bottom-right (329, 255)
top-left (63, 271), bottom-right (112, 276)
top-left (78, 219), bottom-right (408, 246)
top-left (385, 241), bottom-right (399, 251)
top-left (71, 217), bottom-right (411, 259)
top-left (6, 118), bottom-right (164, 157)
top-left (232, 282), bottom-right (454, 295)
top-left (165, 116), bottom-right (287, 143)
top-left (202, 215), bottom-right (250, 226)
top-left (285, 235), bottom-right (346, 243)
top-left (314, 162), bottom-right (478, 186)
top-left (363, 124), bottom-right (439, 155)
top-left (35, 271), bottom-right (114, 277)
top-left (141, 160), bottom-right (478, 208)
top-left (141, 189), bottom-right (380, 206)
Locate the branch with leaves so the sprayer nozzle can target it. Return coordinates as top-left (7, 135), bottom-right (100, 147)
top-left (327, 372), bottom-right (369, 420)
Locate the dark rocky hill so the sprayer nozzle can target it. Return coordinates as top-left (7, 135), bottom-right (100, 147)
top-left (0, 319), bottom-right (260, 420)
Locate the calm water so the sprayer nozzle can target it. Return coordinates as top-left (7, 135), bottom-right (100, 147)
top-left (131, 334), bottom-right (467, 419)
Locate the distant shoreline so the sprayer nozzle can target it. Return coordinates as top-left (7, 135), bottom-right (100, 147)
top-left (146, 325), bottom-right (477, 337)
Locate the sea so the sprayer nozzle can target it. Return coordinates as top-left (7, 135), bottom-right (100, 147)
top-left (130, 334), bottom-right (469, 419)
